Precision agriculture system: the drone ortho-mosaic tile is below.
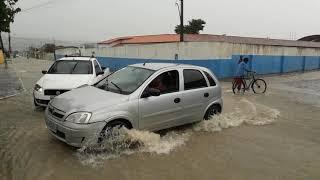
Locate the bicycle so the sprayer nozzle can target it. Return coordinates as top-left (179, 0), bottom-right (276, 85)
top-left (232, 71), bottom-right (267, 94)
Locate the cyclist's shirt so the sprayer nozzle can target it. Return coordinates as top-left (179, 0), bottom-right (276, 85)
top-left (235, 62), bottom-right (249, 77)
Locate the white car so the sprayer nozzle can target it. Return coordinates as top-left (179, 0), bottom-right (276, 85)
top-left (33, 56), bottom-right (110, 107)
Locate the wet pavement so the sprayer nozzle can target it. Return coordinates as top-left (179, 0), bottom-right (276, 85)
top-left (0, 64), bottom-right (23, 99)
top-left (1, 58), bottom-right (320, 180)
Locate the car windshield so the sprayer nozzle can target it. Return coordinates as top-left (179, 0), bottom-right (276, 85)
top-left (95, 66), bottom-right (155, 95)
top-left (47, 60), bottom-right (93, 74)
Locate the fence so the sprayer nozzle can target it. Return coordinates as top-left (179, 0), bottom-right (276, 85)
top-left (56, 54), bottom-right (320, 79)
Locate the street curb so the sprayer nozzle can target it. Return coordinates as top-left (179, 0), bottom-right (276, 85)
top-left (0, 90), bottom-right (23, 100)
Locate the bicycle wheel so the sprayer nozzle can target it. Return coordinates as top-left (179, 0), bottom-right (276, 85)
top-left (252, 79), bottom-right (267, 94)
top-left (232, 80), bottom-right (245, 95)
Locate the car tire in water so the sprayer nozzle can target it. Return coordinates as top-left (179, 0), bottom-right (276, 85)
top-left (204, 105), bottom-right (221, 120)
top-left (98, 120), bottom-right (132, 143)
top-left (251, 79), bottom-right (267, 94)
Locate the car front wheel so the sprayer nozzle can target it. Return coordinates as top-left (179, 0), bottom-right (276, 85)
top-left (98, 120), bottom-right (132, 143)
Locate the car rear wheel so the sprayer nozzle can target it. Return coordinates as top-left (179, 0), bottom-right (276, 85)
top-left (204, 105), bottom-right (221, 120)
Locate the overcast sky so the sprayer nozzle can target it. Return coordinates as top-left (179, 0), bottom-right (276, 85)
top-left (10, 0), bottom-right (320, 42)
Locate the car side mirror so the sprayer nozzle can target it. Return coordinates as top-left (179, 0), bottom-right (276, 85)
top-left (42, 70), bottom-right (47, 74)
top-left (96, 71), bottom-right (104, 76)
top-left (142, 88), bottom-right (161, 98)
top-left (101, 67), bottom-right (107, 70)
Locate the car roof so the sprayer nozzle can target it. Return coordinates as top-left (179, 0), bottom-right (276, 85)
top-left (130, 63), bottom-right (202, 71)
top-left (58, 57), bottom-right (95, 61)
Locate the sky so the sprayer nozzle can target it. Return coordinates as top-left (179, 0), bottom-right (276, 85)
top-left (10, 0), bottom-right (320, 42)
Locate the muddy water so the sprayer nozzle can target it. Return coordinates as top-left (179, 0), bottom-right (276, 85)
top-left (1, 58), bottom-right (320, 180)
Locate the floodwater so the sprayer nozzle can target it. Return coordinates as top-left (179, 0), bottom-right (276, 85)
top-left (1, 58), bottom-right (320, 180)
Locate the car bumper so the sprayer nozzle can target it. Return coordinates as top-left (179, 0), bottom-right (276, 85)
top-left (44, 109), bottom-right (106, 147)
top-left (33, 90), bottom-right (51, 106)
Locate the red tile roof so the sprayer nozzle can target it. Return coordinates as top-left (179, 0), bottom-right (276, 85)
top-left (99, 34), bottom-right (180, 46)
top-left (99, 34), bottom-right (320, 48)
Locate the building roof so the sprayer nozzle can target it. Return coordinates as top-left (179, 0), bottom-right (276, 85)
top-left (99, 34), bottom-right (320, 48)
top-left (100, 34), bottom-right (180, 47)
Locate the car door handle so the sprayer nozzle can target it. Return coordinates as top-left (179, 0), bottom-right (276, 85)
top-left (174, 98), bottom-right (181, 103)
top-left (204, 93), bottom-right (209, 97)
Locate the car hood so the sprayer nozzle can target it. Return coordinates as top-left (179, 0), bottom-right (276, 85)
top-left (50, 86), bottom-right (129, 113)
top-left (37, 74), bottom-right (93, 89)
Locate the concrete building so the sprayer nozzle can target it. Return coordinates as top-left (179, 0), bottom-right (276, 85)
top-left (56, 34), bottom-right (320, 78)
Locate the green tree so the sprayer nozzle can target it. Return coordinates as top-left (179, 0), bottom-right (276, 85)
top-left (175, 19), bottom-right (206, 34)
top-left (0, 0), bottom-right (21, 55)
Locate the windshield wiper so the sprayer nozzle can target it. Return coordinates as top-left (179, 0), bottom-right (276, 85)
top-left (110, 81), bottom-right (123, 93)
top-left (71, 63), bottom-right (79, 74)
top-left (93, 71), bottom-right (115, 86)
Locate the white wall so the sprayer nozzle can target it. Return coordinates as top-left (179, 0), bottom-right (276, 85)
top-left (56, 42), bottom-right (320, 60)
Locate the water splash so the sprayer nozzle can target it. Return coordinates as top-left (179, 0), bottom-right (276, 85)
top-left (125, 129), bottom-right (190, 154)
top-left (193, 99), bottom-right (280, 132)
top-left (76, 128), bottom-right (190, 167)
top-left (76, 99), bottom-right (280, 167)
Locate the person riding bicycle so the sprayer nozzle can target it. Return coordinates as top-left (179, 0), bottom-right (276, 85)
top-left (234, 58), bottom-right (251, 91)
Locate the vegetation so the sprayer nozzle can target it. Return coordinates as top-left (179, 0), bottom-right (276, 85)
top-left (175, 19), bottom-right (206, 34)
top-left (41, 43), bottom-right (56, 53)
top-left (0, 0), bottom-right (21, 53)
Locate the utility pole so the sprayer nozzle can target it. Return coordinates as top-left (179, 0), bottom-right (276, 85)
top-left (180, 0), bottom-right (184, 42)
top-left (8, 32), bottom-right (12, 58)
top-left (0, 32), bottom-right (4, 55)
top-left (0, 32), bottom-right (7, 68)
top-left (53, 37), bottom-right (57, 60)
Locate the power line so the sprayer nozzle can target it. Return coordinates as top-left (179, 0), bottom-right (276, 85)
top-left (21, 0), bottom-right (61, 12)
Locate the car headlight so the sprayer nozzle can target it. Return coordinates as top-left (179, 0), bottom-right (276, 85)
top-left (34, 84), bottom-right (43, 92)
top-left (65, 112), bottom-right (92, 124)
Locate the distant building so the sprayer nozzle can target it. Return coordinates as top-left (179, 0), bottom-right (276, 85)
top-left (55, 34), bottom-right (320, 78)
top-left (99, 34), bottom-right (320, 48)
top-left (57, 34), bottom-right (320, 60)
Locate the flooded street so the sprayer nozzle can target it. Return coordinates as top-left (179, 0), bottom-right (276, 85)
top-left (1, 58), bottom-right (320, 180)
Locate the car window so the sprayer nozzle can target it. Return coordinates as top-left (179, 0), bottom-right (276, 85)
top-left (147, 70), bottom-right (179, 95)
top-left (94, 60), bottom-right (102, 74)
top-left (183, 69), bottom-right (208, 90)
top-left (95, 66), bottom-right (155, 95)
top-left (203, 71), bottom-right (216, 86)
top-left (48, 60), bottom-right (93, 74)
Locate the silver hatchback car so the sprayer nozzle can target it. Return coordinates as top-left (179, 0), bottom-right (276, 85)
top-left (45, 63), bottom-right (223, 147)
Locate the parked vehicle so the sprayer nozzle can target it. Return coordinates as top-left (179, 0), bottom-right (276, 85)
top-left (44, 63), bottom-right (223, 147)
top-left (34, 56), bottom-right (110, 106)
